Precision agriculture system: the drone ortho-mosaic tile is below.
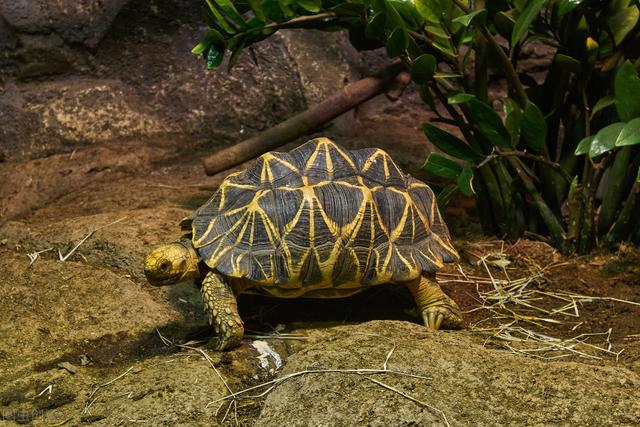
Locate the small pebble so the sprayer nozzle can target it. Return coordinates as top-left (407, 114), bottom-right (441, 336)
top-left (57, 361), bottom-right (78, 374)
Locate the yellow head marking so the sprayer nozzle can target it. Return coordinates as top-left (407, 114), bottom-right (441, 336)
top-left (144, 242), bottom-right (200, 286)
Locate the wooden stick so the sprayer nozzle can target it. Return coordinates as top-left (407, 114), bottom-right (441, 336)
top-left (202, 61), bottom-right (405, 176)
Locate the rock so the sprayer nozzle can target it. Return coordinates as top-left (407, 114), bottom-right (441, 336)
top-left (278, 30), bottom-right (362, 135)
top-left (0, 0), bottom-right (128, 47)
top-left (279, 30), bottom-right (360, 106)
top-left (0, 250), bottom-right (179, 378)
top-left (0, 0), bottom-right (309, 161)
top-left (258, 321), bottom-right (640, 426)
top-left (0, 15), bottom-right (17, 50)
top-left (75, 355), bottom-right (228, 426)
top-left (0, 0), bottom-right (370, 165)
top-left (57, 362), bottom-right (78, 375)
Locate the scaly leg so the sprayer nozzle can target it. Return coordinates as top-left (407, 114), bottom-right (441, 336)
top-left (407, 274), bottom-right (462, 330)
top-left (201, 272), bottom-right (244, 351)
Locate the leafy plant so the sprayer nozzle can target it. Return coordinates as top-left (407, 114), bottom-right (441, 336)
top-left (194, 0), bottom-right (640, 253)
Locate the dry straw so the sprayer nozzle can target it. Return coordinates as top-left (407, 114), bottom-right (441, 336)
top-left (441, 240), bottom-right (638, 360)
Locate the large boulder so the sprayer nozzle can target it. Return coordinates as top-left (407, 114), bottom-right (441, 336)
top-left (0, 0), bottom-right (128, 47)
top-left (0, 0), bottom-right (366, 164)
top-left (0, 0), bottom-right (370, 223)
top-left (0, 0), bottom-right (306, 161)
top-left (258, 321), bottom-right (640, 426)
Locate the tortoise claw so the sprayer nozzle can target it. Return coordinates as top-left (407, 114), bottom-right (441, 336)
top-left (210, 332), bottom-right (243, 351)
top-left (423, 305), bottom-right (462, 330)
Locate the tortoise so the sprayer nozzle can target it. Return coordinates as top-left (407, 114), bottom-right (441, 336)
top-left (144, 137), bottom-right (462, 350)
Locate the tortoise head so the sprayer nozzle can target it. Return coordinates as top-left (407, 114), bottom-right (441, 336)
top-left (144, 240), bottom-right (200, 286)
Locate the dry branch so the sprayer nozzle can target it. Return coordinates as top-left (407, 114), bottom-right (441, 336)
top-left (202, 61), bottom-right (405, 175)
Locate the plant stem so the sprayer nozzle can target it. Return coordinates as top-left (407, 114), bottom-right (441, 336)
top-left (408, 30), bottom-right (457, 63)
top-left (598, 146), bottom-right (632, 234)
top-left (605, 170), bottom-right (640, 245)
top-left (476, 148), bottom-right (572, 182)
top-left (506, 157), bottom-right (568, 251)
top-left (473, 0), bottom-right (488, 102)
top-left (578, 192), bottom-right (595, 253)
top-left (567, 177), bottom-right (582, 251)
top-left (264, 12), bottom-right (336, 31)
top-left (451, 0), bottom-right (528, 106)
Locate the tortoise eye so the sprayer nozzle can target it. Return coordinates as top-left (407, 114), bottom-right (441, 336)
top-left (159, 261), bottom-right (171, 272)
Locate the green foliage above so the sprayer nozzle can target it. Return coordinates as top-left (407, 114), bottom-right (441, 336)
top-left (195, 0), bottom-right (640, 253)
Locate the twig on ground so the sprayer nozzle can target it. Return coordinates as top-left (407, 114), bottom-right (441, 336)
top-left (27, 247), bottom-right (53, 266)
top-left (363, 376), bottom-right (450, 427)
top-left (243, 328), bottom-right (308, 341)
top-left (59, 217), bottom-right (127, 262)
top-left (154, 329), bottom-right (237, 425)
top-left (83, 366), bottom-right (134, 414)
top-left (37, 384), bottom-right (52, 396)
top-left (207, 367), bottom-right (432, 404)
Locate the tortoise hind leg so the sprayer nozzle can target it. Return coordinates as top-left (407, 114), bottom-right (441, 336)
top-left (407, 274), bottom-right (462, 330)
top-left (201, 272), bottom-right (244, 351)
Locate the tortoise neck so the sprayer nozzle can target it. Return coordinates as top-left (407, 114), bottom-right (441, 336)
top-left (177, 239), bottom-right (200, 281)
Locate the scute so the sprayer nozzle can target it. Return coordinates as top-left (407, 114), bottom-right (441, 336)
top-left (191, 138), bottom-right (458, 290)
top-left (313, 182), bottom-right (363, 228)
top-left (351, 147), bottom-right (407, 187)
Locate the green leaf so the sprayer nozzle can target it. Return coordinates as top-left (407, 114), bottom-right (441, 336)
top-left (419, 84), bottom-right (437, 110)
top-left (590, 96), bottom-right (616, 119)
top-left (411, 54), bottom-right (436, 84)
top-left (227, 38), bottom-right (246, 70)
top-left (385, 1), bottom-right (407, 31)
top-left (503, 98), bottom-right (520, 118)
top-left (192, 40), bottom-right (212, 55)
top-left (261, 0), bottom-right (286, 19)
top-left (296, 0), bottom-right (321, 13)
top-left (436, 184), bottom-right (458, 207)
top-left (451, 9), bottom-right (486, 27)
top-left (388, 0), bottom-right (424, 29)
top-left (505, 106), bottom-right (521, 148)
top-left (494, 11), bottom-right (515, 39)
top-left (589, 122), bottom-right (626, 158)
top-left (206, 47), bottom-right (225, 69)
top-left (447, 93), bottom-right (474, 104)
top-left (608, 5), bottom-right (639, 46)
top-left (616, 117), bottom-right (640, 147)
top-left (457, 162), bottom-right (476, 196)
top-left (415, 0), bottom-right (445, 24)
top-left (468, 98), bottom-right (512, 149)
top-left (554, 54), bottom-right (581, 73)
top-left (575, 135), bottom-right (594, 155)
top-left (277, 0), bottom-right (295, 18)
top-left (422, 123), bottom-right (480, 161)
top-left (248, 0), bottom-right (267, 22)
top-left (330, 3), bottom-right (364, 16)
top-left (520, 101), bottom-right (547, 154)
top-left (365, 12), bottom-right (386, 39)
top-left (556, 0), bottom-right (584, 16)
top-left (212, 0), bottom-right (247, 28)
top-left (615, 60), bottom-right (640, 121)
top-left (511, 0), bottom-right (545, 46)
top-left (205, 0), bottom-right (237, 34)
top-left (386, 28), bottom-right (409, 57)
top-left (425, 24), bottom-right (449, 39)
top-left (504, 98), bottom-right (521, 148)
top-left (423, 153), bottom-right (463, 179)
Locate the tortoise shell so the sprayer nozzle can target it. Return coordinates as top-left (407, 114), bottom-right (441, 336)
top-left (191, 138), bottom-right (458, 291)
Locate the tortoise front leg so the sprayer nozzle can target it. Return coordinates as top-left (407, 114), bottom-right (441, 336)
top-left (407, 274), bottom-right (462, 330)
top-left (201, 272), bottom-right (244, 351)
